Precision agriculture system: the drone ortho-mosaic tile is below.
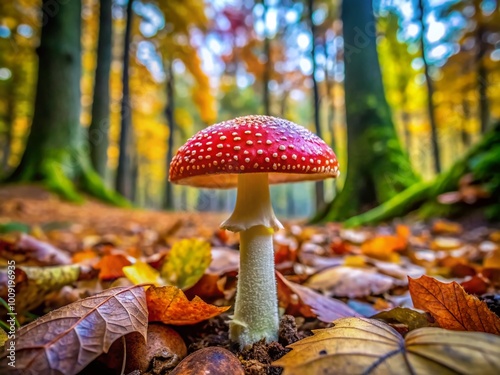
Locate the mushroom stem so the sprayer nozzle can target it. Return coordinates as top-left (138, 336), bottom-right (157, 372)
top-left (221, 173), bottom-right (281, 348)
top-left (221, 173), bottom-right (283, 232)
top-left (230, 225), bottom-right (279, 348)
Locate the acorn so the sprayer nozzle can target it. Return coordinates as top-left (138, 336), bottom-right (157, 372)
top-left (170, 347), bottom-right (244, 375)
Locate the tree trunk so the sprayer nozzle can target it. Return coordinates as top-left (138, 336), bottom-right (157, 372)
top-left (402, 110), bottom-right (411, 150)
top-left (1, 91), bottom-right (14, 173)
top-left (88, 0), bottom-right (112, 177)
top-left (115, 0), bottom-right (134, 199)
top-left (317, 0), bottom-right (418, 222)
top-left (461, 96), bottom-right (471, 148)
top-left (163, 61), bottom-right (175, 209)
top-left (6, 0), bottom-right (127, 206)
top-left (308, 0), bottom-right (325, 212)
top-left (418, 0), bottom-right (441, 173)
top-left (262, 0), bottom-right (271, 116)
top-left (477, 26), bottom-right (490, 134)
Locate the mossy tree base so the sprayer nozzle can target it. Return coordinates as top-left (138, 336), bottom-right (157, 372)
top-left (7, 148), bottom-right (129, 207)
top-left (344, 123), bottom-right (500, 227)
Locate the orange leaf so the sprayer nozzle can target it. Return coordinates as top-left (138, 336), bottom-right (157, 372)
top-left (147, 285), bottom-right (230, 325)
top-left (408, 275), bottom-right (500, 334)
top-left (361, 235), bottom-right (405, 261)
top-left (395, 224), bottom-right (411, 239)
top-left (72, 249), bottom-right (98, 264)
top-left (96, 254), bottom-right (132, 280)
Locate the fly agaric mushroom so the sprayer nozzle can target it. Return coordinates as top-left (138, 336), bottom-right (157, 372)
top-left (169, 115), bottom-right (339, 348)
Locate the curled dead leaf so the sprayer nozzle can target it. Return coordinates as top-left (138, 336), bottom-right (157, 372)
top-left (305, 266), bottom-right (399, 298)
top-left (276, 271), bottom-right (360, 322)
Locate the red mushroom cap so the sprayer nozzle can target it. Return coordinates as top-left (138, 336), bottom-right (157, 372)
top-left (169, 115), bottom-right (339, 188)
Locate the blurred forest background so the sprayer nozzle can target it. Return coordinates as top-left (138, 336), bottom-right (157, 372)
top-left (0, 0), bottom-right (499, 219)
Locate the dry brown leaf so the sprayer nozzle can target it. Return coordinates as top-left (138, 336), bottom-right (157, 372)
top-left (305, 266), bottom-right (399, 298)
top-left (276, 272), bottom-right (360, 322)
top-left (409, 275), bottom-right (500, 334)
top-left (147, 285), bottom-right (230, 325)
top-left (273, 317), bottom-right (500, 375)
top-left (0, 285), bottom-right (148, 375)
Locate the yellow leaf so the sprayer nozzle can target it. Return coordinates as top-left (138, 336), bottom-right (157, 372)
top-left (123, 261), bottom-right (162, 286)
top-left (484, 249), bottom-right (500, 269)
top-left (147, 285), bottom-right (230, 325)
top-left (274, 317), bottom-right (500, 375)
top-left (161, 239), bottom-right (211, 290)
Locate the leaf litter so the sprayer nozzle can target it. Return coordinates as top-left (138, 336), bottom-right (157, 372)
top-left (0, 186), bottom-right (500, 374)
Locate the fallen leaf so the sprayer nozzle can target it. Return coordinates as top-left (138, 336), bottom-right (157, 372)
top-left (123, 261), bottom-right (162, 286)
top-left (0, 329), bottom-right (7, 347)
top-left (0, 234), bottom-right (71, 266)
top-left (395, 224), bottom-right (411, 239)
top-left (461, 275), bottom-right (489, 295)
top-left (0, 285), bottom-right (148, 375)
top-left (96, 253), bottom-right (132, 280)
top-left (0, 265), bottom-right (82, 314)
top-left (361, 235), bottom-right (405, 262)
top-left (372, 307), bottom-right (434, 331)
top-left (161, 239), bottom-right (212, 290)
top-left (273, 317), bottom-right (500, 375)
top-left (276, 272), bottom-right (360, 322)
top-left (147, 285), bottom-right (230, 325)
top-left (430, 237), bottom-right (462, 250)
top-left (0, 222), bottom-right (30, 234)
top-left (305, 266), bottom-right (399, 298)
top-left (431, 220), bottom-right (463, 235)
top-left (71, 249), bottom-right (98, 264)
top-left (208, 247), bottom-right (240, 274)
top-left (484, 249), bottom-right (500, 269)
top-left (409, 275), bottom-right (500, 334)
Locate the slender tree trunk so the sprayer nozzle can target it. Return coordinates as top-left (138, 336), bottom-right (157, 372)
top-left (89, 0), bottom-right (112, 177)
top-left (418, 0), bottom-right (441, 173)
top-left (323, 41), bottom-right (336, 151)
top-left (323, 37), bottom-right (338, 198)
top-left (477, 26), bottom-right (490, 134)
top-left (317, 0), bottom-right (418, 222)
top-left (308, 0), bottom-right (325, 212)
top-left (461, 96), bottom-right (471, 148)
top-left (401, 110), bottom-right (411, 150)
top-left (164, 61), bottom-right (175, 209)
top-left (115, 0), bottom-right (134, 199)
top-left (2, 93), bottom-right (14, 173)
top-left (262, 0), bottom-right (271, 115)
top-left (180, 186), bottom-right (188, 211)
top-left (5, 0), bottom-right (126, 205)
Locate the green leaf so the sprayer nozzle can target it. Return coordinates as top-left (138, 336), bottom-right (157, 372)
top-left (0, 222), bottom-right (30, 234)
top-left (161, 239), bottom-right (211, 290)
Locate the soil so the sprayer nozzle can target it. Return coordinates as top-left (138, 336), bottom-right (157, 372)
top-left (175, 314), bottom-right (330, 375)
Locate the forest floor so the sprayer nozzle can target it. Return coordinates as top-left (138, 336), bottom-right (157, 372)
top-left (1, 185), bottom-right (500, 374)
